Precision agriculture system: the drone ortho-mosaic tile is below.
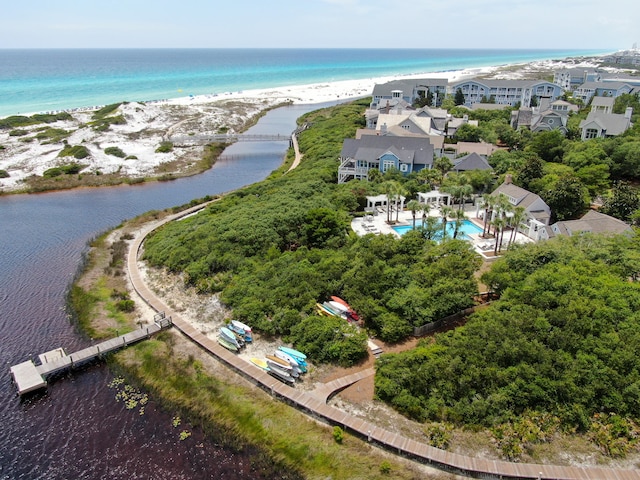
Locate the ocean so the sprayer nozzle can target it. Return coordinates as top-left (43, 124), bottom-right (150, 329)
top-left (0, 48), bottom-right (610, 117)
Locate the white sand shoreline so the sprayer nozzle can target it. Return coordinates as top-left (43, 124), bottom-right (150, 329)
top-left (0, 55), bottom-right (610, 192)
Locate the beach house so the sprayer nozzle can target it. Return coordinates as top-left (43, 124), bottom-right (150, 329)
top-left (337, 135), bottom-right (434, 184)
top-left (572, 81), bottom-right (634, 104)
top-left (579, 107), bottom-right (634, 140)
top-left (539, 210), bottom-right (633, 239)
top-left (370, 78), bottom-right (449, 109)
top-left (553, 68), bottom-right (601, 90)
top-left (480, 176), bottom-right (551, 241)
top-left (451, 79), bottom-right (563, 108)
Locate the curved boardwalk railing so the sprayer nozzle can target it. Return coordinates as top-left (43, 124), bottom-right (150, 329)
top-left (127, 206), bottom-right (640, 480)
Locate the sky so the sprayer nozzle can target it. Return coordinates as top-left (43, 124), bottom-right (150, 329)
top-left (1, 0), bottom-right (637, 50)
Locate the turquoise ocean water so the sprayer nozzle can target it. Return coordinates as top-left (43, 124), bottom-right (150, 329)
top-left (0, 48), bottom-right (610, 117)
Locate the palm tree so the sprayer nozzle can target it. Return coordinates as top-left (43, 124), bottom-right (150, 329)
top-left (381, 181), bottom-right (395, 224)
top-left (480, 193), bottom-right (495, 238)
top-left (394, 183), bottom-right (407, 223)
top-left (420, 202), bottom-right (430, 229)
top-left (492, 216), bottom-right (506, 255)
top-left (508, 206), bottom-right (527, 248)
top-left (451, 208), bottom-right (467, 239)
top-left (493, 194), bottom-right (512, 237)
top-left (440, 205), bottom-right (453, 240)
top-left (456, 183), bottom-right (473, 211)
top-left (406, 200), bottom-right (422, 230)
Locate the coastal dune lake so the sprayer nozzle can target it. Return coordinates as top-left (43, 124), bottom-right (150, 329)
top-left (0, 104), bottom-right (325, 479)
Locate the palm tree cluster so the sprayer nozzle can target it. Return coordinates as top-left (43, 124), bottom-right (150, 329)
top-left (479, 193), bottom-right (527, 255)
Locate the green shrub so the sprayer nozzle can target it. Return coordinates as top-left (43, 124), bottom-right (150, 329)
top-left (379, 461), bottom-right (392, 474)
top-left (0, 115), bottom-right (36, 129)
top-left (31, 112), bottom-right (72, 123)
top-left (125, 155), bottom-right (138, 160)
top-left (92, 103), bottom-right (122, 119)
top-left (115, 299), bottom-right (135, 312)
top-left (0, 113), bottom-right (72, 130)
top-left (35, 127), bottom-right (71, 143)
top-left (43, 167), bottom-right (64, 178)
top-left (9, 129), bottom-right (29, 137)
top-left (58, 145), bottom-right (89, 159)
top-left (0, 145), bottom-right (5, 150)
top-left (0, 169), bottom-right (9, 178)
top-left (90, 115), bottom-right (126, 132)
top-left (104, 146), bottom-right (126, 158)
top-left (332, 426), bottom-right (344, 444)
top-left (43, 163), bottom-right (84, 178)
top-left (155, 141), bottom-right (173, 153)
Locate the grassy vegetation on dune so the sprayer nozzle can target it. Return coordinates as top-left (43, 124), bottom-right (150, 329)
top-left (114, 335), bottom-right (431, 480)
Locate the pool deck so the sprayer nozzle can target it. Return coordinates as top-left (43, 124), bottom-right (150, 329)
top-left (352, 205), bottom-right (533, 258)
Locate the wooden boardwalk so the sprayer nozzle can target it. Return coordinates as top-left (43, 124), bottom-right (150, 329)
top-left (10, 314), bottom-right (172, 395)
top-left (125, 204), bottom-right (640, 480)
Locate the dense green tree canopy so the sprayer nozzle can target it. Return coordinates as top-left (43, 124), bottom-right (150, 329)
top-left (143, 99), bottom-right (481, 364)
top-left (376, 235), bottom-right (640, 430)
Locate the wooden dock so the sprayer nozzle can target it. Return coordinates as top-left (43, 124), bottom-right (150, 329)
top-left (10, 313), bottom-right (172, 395)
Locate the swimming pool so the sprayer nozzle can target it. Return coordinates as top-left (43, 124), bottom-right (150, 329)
top-left (392, 219), bottom-right (483, 240)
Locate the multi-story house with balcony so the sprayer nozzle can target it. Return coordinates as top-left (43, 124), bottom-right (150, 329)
top-left (572, 81), bottom-right (634, 104)
top-left (451, 79), bottom-right (563, 108)
top-left (370, 78), bottom-right (449, 109)
top-left (337, 135), bottom-right (434, 184)
top-left (553, 68), bottom-right (601, 90)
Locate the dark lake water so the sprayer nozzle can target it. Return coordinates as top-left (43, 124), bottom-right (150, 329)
top-left (0, 103), bottom-right (332, 479)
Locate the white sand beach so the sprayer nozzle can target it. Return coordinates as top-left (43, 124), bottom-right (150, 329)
top-left (0, 56), bottom-right (605, 192)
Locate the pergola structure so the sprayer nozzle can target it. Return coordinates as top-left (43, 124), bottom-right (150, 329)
top-left (366, 194), bottom-right (406, 213)
top-left (417, 190), bottom-right (451, 207)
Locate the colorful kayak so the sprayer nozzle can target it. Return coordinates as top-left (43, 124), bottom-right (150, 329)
top-left (315, 303), bottom-right (334, 317)
top-left (268, 360), bottom-right (299, 378)
top-left (278, 345), bottom-right (307, 361)
top-left (220, 326), bottom-right (241, 348)
top-left (230, 320), bottom-right (253, 341)
top-left (328, 300), bottom-right (349, 314)
top-left (322, 302), bottom-right (347, 319)
top-left (217, 335), bottom-right (239, 352)
top-left (331, 295), bottom-right (361, 323)
top-left (231, 319), bottom-right (252, 333)
top-left (265, 355), bottom-right (291, 370)
top-left (249, 358), bottom-right (269, 371)
top-left (274, 350), bottom-right (306, 374)
top-left (268, 368), bottom-right (295, 384)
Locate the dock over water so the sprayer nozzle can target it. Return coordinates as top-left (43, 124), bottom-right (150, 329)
top-left (10, 312), bottom-right (172, 395)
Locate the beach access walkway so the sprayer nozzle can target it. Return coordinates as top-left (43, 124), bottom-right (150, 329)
top-left (125, 202), bottom-right (640, 480)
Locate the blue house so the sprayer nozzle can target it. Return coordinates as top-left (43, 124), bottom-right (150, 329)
top-left (338, 134), bottom-right (434, 184)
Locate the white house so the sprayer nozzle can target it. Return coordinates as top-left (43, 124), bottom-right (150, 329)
top-left (579, 107), bottom-right (633, 140)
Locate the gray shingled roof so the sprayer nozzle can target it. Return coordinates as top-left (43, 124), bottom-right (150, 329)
top-left (578, 81), bottom-right (632, 90)
top-left (557, 210), bottom-right (633, 235)
top-left (340, 135), bottom-right (434, 167)
top-left (371, 79), bottom-right (448, 98)
top-left (579, 111), bottom-right (632, 136)
top-left (453, 152), bottom-right (493, 171)
top-left (591, 96), bottom-right (615, 108)
top-left (492, 183), bottom-right (543, 210)
top-left (451, 79), bottom-right (552, 89)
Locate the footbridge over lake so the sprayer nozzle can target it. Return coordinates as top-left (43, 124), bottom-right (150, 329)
top-left (167, 123), bottom-right (310, 147)
top-left (169, 133), bottom-right (292, 147)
